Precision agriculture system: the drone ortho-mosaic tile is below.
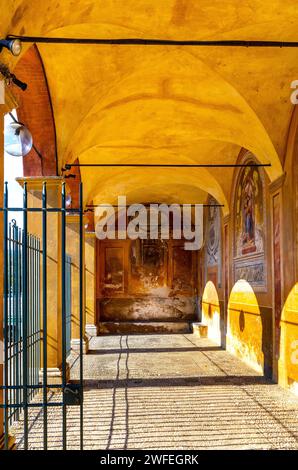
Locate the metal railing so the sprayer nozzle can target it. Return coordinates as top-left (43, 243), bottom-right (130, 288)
top-left (1, 181), bottom-right (84, 451)
top-left (6, 221), bottom-right (41, 425)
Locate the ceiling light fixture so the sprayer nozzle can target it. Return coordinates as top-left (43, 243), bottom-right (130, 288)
top-left (0, 38), bottom-right (22, 56)
top-left (4, 120), bottom-right (33, 157)
top-left (4, 112), bottom-right (45, 159)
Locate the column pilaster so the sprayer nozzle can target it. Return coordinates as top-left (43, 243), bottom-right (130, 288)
top-left (16, 176), bottom-right (70, 385)
top-left (85, 231), bottom-right (98, 338)
top-left (66, 214), bottom-right (89, 353)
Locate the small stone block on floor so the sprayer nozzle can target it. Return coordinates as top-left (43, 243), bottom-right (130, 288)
top-left (192, 322), bottom-right (208, 337)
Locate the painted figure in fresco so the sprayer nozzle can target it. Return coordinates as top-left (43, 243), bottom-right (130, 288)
top-left (206, 198), bottom-right (220, 266)
top-left (234, 157), bottom-right (265, 286)
top-left (243, 174), bottom-right (255, 245)
top-left (240, 168), bottom-right (257, 254)
top-left (235, 165), bottom-right (264, 256)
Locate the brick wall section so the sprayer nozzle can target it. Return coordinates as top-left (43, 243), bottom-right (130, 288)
top-left (13, 44), bottom-right (57, 176)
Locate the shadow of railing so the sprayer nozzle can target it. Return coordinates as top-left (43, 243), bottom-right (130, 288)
top-left (81, 375), bottom-right (270, 389)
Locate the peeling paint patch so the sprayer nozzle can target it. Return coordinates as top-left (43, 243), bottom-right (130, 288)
top-left (101, 296), bottom-right (196, 322)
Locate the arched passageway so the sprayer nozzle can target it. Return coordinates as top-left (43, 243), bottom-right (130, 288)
top-left (1, 0), bottom-right (298, 452)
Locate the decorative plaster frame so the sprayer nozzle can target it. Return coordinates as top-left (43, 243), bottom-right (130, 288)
top-left (204, 195), bottom-right (222, 288)
top-left (231, 150), bottom-right (268, 292)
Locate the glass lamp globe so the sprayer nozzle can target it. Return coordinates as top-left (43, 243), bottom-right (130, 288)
top-left (66, 194), bottom-right (72, 208)
top-left (4, 122), bottom-right (33, 157)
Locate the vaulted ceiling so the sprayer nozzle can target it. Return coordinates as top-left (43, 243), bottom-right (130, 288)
top-left (1, 0), bottom-right (297, 213)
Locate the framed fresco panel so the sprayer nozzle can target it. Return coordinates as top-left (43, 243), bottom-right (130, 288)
top-left (232, 152), bottom-right (267, 292)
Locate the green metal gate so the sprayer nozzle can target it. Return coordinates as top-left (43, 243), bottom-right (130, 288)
top-left (6, 220), bottom-right (41, 426)
top-left (1, 182), bottom-right (84, 450)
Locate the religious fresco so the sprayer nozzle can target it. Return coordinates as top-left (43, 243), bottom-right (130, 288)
top-left (206, 197), bottom-right (221, 266)
top-left (205, 196), bottom-right (222, 286)
top-left (233, 160), bottom-right (266, 289)
top-left (235, 165), bottom-right (264, 257)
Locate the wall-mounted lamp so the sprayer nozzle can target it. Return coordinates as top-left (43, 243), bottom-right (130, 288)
top-left (0, 38), bottom-right (22, 56)
top-left (0, 61), bottom-right (27, 91)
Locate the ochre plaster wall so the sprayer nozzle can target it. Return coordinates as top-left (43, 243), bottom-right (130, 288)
top-left (202, 281), bottom-right (221, 345)
top-left (227, 280), bottom-right (264, 373)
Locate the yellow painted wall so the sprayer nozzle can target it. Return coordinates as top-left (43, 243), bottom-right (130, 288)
top-left (202, 281), bottom-right (221, 345)
top-left (227, 280), bottom-right (264, 374)
top-left (279, 283), bottom-right (298, 394)
top-left (85, 233), bottom-right (96, 330)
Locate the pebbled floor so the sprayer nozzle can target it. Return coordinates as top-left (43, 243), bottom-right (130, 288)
top-left (12, 334), bottom-right (298, 450)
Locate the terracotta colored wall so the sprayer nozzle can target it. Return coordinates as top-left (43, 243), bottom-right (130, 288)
top-left (13, 45), bottom-right (57, 176)
top-left (278, 107), bottom-right (298, 392)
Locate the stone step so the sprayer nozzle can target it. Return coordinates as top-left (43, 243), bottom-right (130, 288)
top-left (99, 321), bottom-right (192, 335)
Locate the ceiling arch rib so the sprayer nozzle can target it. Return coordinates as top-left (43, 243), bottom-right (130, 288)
top-left (60, 49), bottom-right (282, 183)
top-left (3, 0), bottom-right (295, 214)
top-left (76, 142), bottom-right (239, 209)
top-left (81, 165), bottom-right (229, 216)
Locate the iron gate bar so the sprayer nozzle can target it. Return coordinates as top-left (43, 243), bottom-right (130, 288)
top-left (22, 182), bottom-right (28, 450)
top-left (3, 183), bottom-right (9, 450)
top-left (79, 182), bottom-right (84, 451)
top-left (61, 183), bottom-right (67, 450)
top-left (8, 223), bottom-right (12, 420)
top-left (2, 402), bottom-right (65, 408)
top-left (42, 182), bottom-right (48, 450)
top-left (2, 181), bottom-right (84, 450)
top-left (64, 163), bottom-right (271, 169)
top-left (1, 384), bottom-right (63, 390)
top-left (7, 35), bottom-right (298, 48)
top-left (0, 208), bottom-right (81, 212)
top-left (12, 222), bottom-right (20, 422)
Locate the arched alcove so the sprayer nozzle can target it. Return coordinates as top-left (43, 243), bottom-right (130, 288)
top-left (201, 281), bottom-right (221, 345)
top-left (227, 280), bottom-right (264, 374)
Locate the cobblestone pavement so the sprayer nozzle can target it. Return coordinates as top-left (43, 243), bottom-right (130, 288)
top-left (12, 334), bottom-right (298, 450)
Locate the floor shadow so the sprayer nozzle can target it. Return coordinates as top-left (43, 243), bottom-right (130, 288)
top-left (87, 346), bottom-right (222, 355)
top-left (106, 335), bottom-right (130, 450)
top-left (81, 375), bottom-right (270, 390)
top-left (105, 335), bottom-right (122, 450)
